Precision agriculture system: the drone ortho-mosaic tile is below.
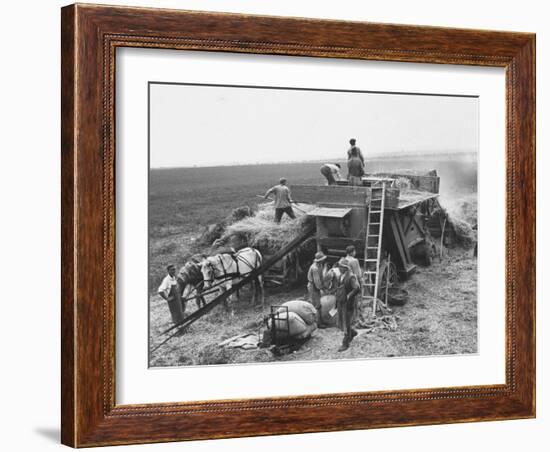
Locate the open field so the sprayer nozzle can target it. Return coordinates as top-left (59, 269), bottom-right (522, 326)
top-left (149, 156), bottom-right (478, 367)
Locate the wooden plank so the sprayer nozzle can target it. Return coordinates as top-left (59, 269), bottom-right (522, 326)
top-left (61, 5), bottom-right (76, 447)
top-left (292, 184), bottom-right (368, 206)
top-left (371, 187), bottom-right (400, 209)
top-left (372, 173), bottom-right (440, 194)
top-left (388, 211), bottom-right (413, 275)
top-left (292, 184), bottom-right (400, 209)
top-left (308, 207), bottom-right (353, 218)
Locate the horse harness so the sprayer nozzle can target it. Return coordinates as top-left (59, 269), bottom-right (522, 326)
top-left (204, 248), bottom-right (260, 283)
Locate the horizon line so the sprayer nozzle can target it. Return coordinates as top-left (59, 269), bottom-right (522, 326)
top-left (150, 150), bottom-right (477, 170)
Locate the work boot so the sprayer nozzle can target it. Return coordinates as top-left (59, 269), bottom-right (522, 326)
top-left (338, 337), bottom-right (350, 352)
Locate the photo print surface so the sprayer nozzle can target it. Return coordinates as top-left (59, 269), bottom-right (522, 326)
top-left (148, 82), bottom-right (478, 368)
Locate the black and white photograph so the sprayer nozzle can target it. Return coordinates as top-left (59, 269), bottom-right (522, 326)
top-left (0, 0), bottom-right (543, 449)
top-left (148, 82), bottom-right (479, 367)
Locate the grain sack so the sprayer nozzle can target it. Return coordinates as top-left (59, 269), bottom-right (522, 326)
top-left (320, 294), bottom-right (337, 326)
top-left (269, 311), bottom-right (318, 340)
top-left (277, 300), bottom-right (317, 325)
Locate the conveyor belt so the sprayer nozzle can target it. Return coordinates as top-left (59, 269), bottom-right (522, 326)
top-left (151, 223), bottom-right (315, 353)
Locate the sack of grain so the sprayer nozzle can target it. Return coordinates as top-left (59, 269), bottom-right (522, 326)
top-left (320, 294), bottom-right (337, 326)
top-left (277, 300), bottom-right (317, 325)
top-left (269, 301), bottom-right (319, 340)
top-left (268, 311), bottom-right (305, 338)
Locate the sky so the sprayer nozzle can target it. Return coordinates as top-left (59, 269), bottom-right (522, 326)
top-left (149, 83), bottom-right (478, 168)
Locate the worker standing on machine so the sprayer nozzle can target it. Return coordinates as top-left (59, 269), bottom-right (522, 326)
top-left (320, 162), bottom-right (343, 185)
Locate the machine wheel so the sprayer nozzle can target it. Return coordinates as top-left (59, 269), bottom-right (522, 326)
top-left (378, 260), bottom-right (398, 301)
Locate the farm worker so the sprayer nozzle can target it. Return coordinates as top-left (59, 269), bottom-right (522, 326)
top-left (307, 251), bottom-right (328, 318)
top-left (347, 152), bottom-right (365, 186)
top-left (320, 163), bottom-right (342, 185)
top-left (336, 258), bottom-right (361, 352)
top-left (158, 264), bottom-right (185, 325)
top-left (264, 177), bottom-right (296, 223)
top-left (345, 245), bottom-right (363, 284)
top-left (323, 263), bottom-right (342, 295)
top-left (347, 138), bottom-right (365, 165)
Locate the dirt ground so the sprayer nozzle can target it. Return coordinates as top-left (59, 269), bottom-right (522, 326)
top-left (149, 247), bottom-right (477, 367)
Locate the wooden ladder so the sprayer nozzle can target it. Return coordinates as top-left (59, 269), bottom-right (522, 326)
top-left (362, 182), bottom-right (387, 316)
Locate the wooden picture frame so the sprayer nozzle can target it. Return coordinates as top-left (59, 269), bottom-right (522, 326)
top-left (61, 3), bottom-right (535, 447)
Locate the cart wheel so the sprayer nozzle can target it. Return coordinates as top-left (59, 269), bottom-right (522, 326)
top-left (378, 260), bottom-right (398, 300)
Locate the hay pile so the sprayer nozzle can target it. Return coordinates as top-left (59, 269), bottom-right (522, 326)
top-left (221, 203), bottom-right (316, 255)
top-left (196, 205), bottom-right (255, 247)
top-left (444, 194), bottom-right (478, 226)
top-left (437, 193), bottom-right (478, 247)
top-left (450, 218), bottom-right (476, 247)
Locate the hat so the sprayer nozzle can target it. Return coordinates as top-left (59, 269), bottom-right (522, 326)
top-left (338, 257), bottom-right (350, 269)
top-left (279, 177), bottom-right (287, 184)
top-left (314, 251), bottom-right (327, 263)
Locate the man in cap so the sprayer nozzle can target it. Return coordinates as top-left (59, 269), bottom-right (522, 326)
top-left (158, 264), bottom-right (185, 325)
top-left (307, 251), bottom-right (328, 318)
top-left (345, 245), bottom-right (363, 283)
top-left (320, 163), bottom-right (343, 185)
top-left (336, 257), bottom-right (361, 352)
top-left (264, 177), bottom-right (296, 223)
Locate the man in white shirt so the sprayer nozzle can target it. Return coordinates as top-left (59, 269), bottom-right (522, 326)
top-left (320, 163), bottom-right (342, 185)
top-left (158, 264), bottom-right (185, 324)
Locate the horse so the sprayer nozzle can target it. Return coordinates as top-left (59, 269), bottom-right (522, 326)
top-left (201, 247), bottom-right (264, 314)
top-left (177, 256), bottom-right (206, 310)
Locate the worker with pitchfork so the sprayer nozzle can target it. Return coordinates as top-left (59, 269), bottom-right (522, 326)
top-left (264, 177), bottom-right (296, 223)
